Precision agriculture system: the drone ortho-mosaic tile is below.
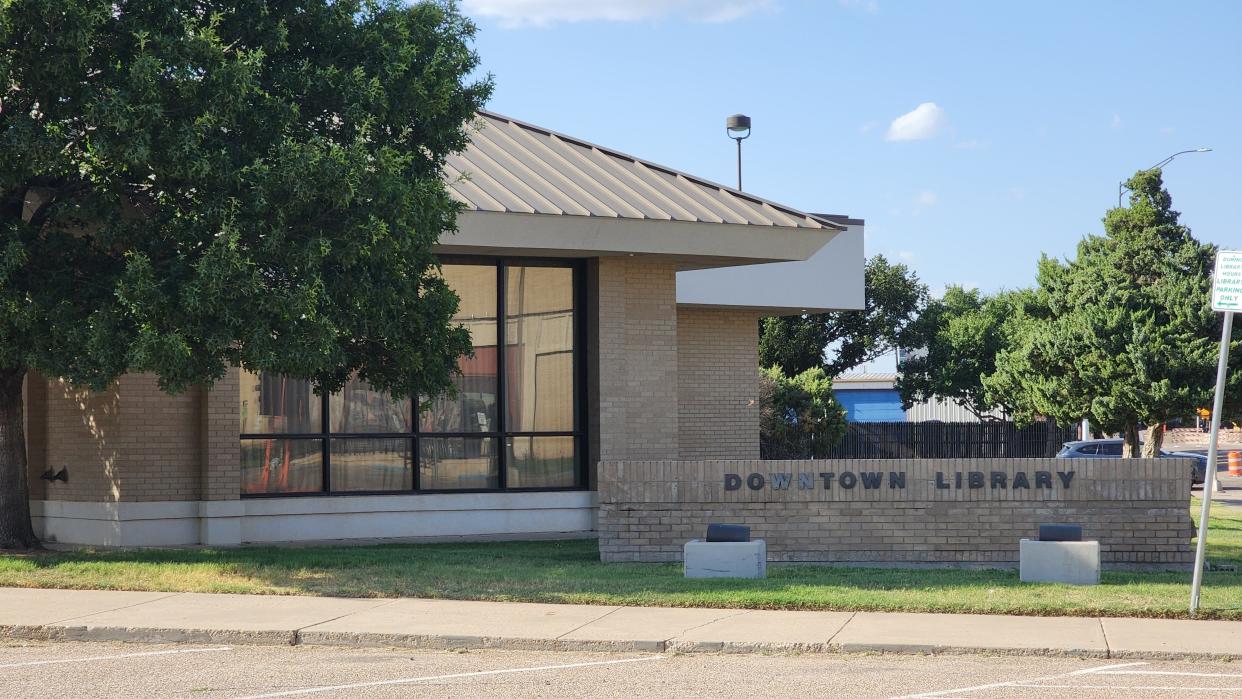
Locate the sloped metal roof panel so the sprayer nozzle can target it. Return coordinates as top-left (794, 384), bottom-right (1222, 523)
top-left (446, 111), bottom-right (842, 232)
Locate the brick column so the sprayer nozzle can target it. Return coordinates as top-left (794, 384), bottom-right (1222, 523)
top-left (201, 367), bottom-right (241, 501)
top-left (591, 257), bottom-right (680, 464)
top-left (199, 367), bottom-right (242, 545)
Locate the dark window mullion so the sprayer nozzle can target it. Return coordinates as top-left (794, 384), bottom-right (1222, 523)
top-left (321, 390), bottom-right (330, 493)
top-left (496, 261), bottom-right (508, 490)
top-left (411, 391), bottom-right (421, 493)
top-left (573, 261), bottom-right (586, 489)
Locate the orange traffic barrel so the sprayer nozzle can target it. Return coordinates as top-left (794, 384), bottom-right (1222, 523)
top-left (1229, 451), bottom-right (1242, 476)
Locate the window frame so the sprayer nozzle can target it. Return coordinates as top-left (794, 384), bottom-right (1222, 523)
top-left (239, 256), bottom-right (588, 497)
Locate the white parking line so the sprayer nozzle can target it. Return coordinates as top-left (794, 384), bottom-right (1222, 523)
top-left (229, 655), bottom-right (667, 699)
top-left (1018, 684), bottom-right (1242, 692)
top-left (886, 661), bottom-right (1148, 699)
top-left (0, 646), bottom-right (232, 669)
top-left (1099, 670), bottom-right (1242, 678)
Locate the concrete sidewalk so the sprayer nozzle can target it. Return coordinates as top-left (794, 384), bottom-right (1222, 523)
top-left (0, 587), bottom-right (1238, 660)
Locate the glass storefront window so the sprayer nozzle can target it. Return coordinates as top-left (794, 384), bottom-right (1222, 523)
top-left (330, 438), bottom-right (413, 492)
top-left (420, 437), bottom-right (499, 490)
top-left (238, 259), bottom-right (580, 496)
top-left (506, 435), bottom-right (576, 488)
top-left (421, 263), bottom-right (499, 434)
top-left (504, 266), bottom-right (575, 433)
top-left (241, 438), bottom-right (323, 494)
top-left (240, 371), bottom-right (322, 434)
top-left (330, 376), bottom-right (411, 433)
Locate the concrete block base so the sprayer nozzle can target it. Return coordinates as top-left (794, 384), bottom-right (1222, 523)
top-left (32, 492), bottom-right (598, 547)
top-left (1019, 539), bottom-right (1100, 585)
top-left (684, 539), bottom-right (767, 579)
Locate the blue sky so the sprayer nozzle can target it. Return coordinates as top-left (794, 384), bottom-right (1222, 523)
top-left (460, 0), bottom-right (1240, 297)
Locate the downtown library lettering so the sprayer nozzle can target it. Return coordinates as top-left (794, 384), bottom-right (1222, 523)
top-left (723, 470), bottom-right (1076, 493)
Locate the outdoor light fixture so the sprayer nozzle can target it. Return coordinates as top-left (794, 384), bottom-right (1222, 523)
top-left (39, 467), bottom-right (68, 483)
top-left (1118, 148), bottom-right (1212, 207)
top-left (726, 113), bottom-right (751, 190)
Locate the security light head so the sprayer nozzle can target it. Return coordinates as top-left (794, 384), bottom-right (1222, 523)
top-left (726, 113), bottom-right (751, 139)
top-left (1196, 148), bottom-right (1213, 152)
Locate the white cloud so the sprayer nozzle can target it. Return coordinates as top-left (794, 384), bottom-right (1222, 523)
top-left (886, 102), bottom-right (946, 142)
top-left (913, 191), bottom-right (938, 208)
top-left (462, 0), bottom-right (775, 27)
top-left (897, 250), bottom-right (916, 261)
top-left (1110, 114), bottom-right (1122, 129)
top-left (1160, 126), bottom-right (1176, 135)
top-left (858, 120), bottom-right (880, 134)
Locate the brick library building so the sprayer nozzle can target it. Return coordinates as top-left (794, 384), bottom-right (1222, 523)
top-left (23, 112), bottom-right (864, 547)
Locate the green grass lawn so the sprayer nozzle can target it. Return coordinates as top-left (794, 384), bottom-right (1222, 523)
top-left (2, 503), bottom-right (1240, 620)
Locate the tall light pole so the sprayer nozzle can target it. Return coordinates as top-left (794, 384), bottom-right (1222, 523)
top-left (1118, 148), bottom-right (1211, 207)
top-left (726, 114), bottom-right (751, 191)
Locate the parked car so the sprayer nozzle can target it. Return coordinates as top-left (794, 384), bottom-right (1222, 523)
top-left (1056, 438), bottom-right (1207, 485)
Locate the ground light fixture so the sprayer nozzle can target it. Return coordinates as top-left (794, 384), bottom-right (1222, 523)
top-left (726, 113), bottom-right (751, 190)
top-left (1118, 148), bottom-right (1212, 206)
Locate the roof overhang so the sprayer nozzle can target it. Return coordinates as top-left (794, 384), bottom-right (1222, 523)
top-left (676, 221), bottom-right (866, 314)
top-left (436, 210), bottom-right (838, 269)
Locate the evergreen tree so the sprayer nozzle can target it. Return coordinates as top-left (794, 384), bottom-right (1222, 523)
top-left (986, 170), bottom-right (1219, 456)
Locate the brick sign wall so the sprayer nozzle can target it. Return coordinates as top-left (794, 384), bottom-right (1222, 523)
top-left (598, 459), bottom-right (1193, 569)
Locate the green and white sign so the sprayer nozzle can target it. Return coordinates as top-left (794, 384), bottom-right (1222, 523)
top-left (1211, 250), bottom-right (1242, 312)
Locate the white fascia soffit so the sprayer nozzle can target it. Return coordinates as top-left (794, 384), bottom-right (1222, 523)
top-left (438, 210), bottom-right (836, 268)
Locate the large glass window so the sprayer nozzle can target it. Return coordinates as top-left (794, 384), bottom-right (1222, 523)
top-left (505, 266), bottom-right (575, 434)
top-left (238, 258), bottom-right (582, 496)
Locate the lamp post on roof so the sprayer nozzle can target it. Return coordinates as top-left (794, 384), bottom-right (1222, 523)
top-left (1117, 148), bottom-right (1211, 207)
top-left (726, 114), bottom-right (751, 191)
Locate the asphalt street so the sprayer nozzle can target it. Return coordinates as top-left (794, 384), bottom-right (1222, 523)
top-left (5, 639), bottom-right (1242, 699)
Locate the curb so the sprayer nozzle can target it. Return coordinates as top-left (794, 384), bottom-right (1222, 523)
top-left (4, 624), bottom-right (1239, 662)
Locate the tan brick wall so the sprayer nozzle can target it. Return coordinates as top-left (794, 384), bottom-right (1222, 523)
top-left (677, 308), bottom-right (760, 460)
top-left (202, 367), bottom-right (241, 501)
top-left (599, 459), bottom-right (1194, 568)
top-left (592, 257), bottom-right (680, 462)
top-left (37, 373), bottom-right (215, 502)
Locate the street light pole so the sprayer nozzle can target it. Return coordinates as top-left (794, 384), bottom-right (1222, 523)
top-left (726, 114), bottom-right (751, 191)
top-left (1118, 148), bottom-right (1212, 207)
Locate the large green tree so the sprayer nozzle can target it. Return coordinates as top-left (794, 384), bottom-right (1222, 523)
top-left (0, 0), bottom-right (491, 548)
top-left (759, 254), bottom-right (928, 376)
top-left (896, 286), bottom-right (1034, 419)
top-left (984, 170), bottom-right (1219, 457)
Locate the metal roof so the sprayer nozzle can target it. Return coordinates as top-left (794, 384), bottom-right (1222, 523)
top-left (832, 373), bottom-right (899, 385)
top-left (445, 111), bottom-right (843, 232)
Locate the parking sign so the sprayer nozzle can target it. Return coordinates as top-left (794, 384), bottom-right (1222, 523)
top-left (1211, 250), bottom-right (1242, 312)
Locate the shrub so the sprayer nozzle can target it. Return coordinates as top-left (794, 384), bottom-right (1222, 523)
top-left (759, 366), bottom-right (848, 457)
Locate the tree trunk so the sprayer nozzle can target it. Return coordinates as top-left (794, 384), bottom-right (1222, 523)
top-left (0, 367), bottom-right (38, 550)
top-left (1142, 423), bottom-right (1165, 458)
top-left (1122, 423), bottom-right (1141, 458)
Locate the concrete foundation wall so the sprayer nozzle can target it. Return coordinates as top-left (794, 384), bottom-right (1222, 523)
top-left (599, 459), bottom-right (1194, 569)
top-left (677, 308), bottom-right (760, 460)
top-left (32, 491), bottom-right (597, 547)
